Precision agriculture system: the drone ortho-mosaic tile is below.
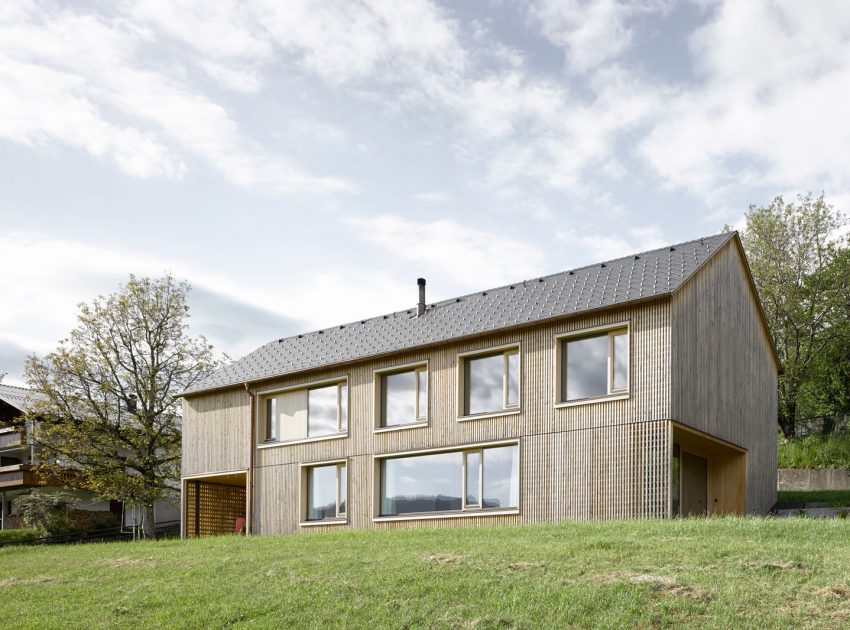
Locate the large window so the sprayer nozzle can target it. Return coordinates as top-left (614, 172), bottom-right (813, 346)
top-left (560, 328), bottom-right (628, 402)
top-left (379, 365), bottom-right (427, 428)
top-left (380, 444), bottom-right (519, 516)
top-left (305, 462), bottom-right (347, 522)
top-left (261, 381), bottom-right (348, 443)
top-left (462, 347), bottom-right (520, 417)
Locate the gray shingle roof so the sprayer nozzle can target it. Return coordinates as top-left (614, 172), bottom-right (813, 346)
top-left (185, 232), bottom-right (735, 395)
top-left (0, 383), bottom-right (47, 413)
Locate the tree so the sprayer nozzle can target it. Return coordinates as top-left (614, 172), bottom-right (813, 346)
top-left (25, 275), bottom-right (223, 538)
top-left (738, 193), bottom-right (849, 437)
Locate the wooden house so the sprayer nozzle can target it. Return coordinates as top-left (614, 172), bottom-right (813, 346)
top-left (180, 232), bottom-right (778, 537)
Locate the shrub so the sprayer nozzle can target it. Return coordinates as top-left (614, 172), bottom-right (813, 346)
top-left (12, 490), bottom-right (78, 536)
top-left (777, 433), bottom-right (850, 469)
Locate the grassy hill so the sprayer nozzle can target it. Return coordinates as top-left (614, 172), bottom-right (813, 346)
top-left (2, 518), bottom-right (850, 628)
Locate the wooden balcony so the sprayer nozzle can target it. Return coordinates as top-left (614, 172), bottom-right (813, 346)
top-left (0, 427), bottom-right (26, 450)
top-left (0, 462), bottom-right (77, 490)
top-left (0, 463), bottom-right (40, 489)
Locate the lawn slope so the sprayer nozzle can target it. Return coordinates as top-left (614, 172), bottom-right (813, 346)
top-left (2, 518), bottom-right (850, 629)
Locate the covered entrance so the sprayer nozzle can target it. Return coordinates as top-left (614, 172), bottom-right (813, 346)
top-left (183, 471), bottom-right (247, 538)
top-left (671, 423), bottom-right (746, 516)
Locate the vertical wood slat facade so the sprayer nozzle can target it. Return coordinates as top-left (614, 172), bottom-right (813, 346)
top-left (670, 240), bottom-right (778, 513)
top-left (181, 238), bottom-right (777, 535)
top-left (185, 300), bottom-right (675, 536)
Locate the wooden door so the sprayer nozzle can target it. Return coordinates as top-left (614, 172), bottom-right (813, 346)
top-left (681, 451), bottom-right (707, 516)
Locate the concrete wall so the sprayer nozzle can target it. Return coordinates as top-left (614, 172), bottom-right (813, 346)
top-left (778, 469), bottom-right (850, 491)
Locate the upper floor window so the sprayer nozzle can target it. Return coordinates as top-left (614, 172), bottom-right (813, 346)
top-left (305, 461), bottom-right (347, 522)
top-left (261, 380), bottom-right (348, 444)
top-left (559, 328), bottom-right (628, 403)
top-left (379, 365), bottom-right (427, 428)
top-left (461, 347), bottom-right (520, 417)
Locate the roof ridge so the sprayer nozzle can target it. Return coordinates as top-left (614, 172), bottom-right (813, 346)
top-left (274, 231), bottom-right (733, 343)
top-left (0, 383), bottom-right (31, 392)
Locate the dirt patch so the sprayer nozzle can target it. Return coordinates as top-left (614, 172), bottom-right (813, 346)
top-left (0, 577), bottom-right (18, 588)
top-left (600, 573), bottom-right (711, 602)
top-left (816, 585), bottom-right (850, 599)
top-left (99, 557), bottom-right (156, 567)
top-left (506, 561), bottom-right (545, 571)
top-left (423, 554), bottom-right (461, 565)
top-left (744, 560), bottom-right (807, 571)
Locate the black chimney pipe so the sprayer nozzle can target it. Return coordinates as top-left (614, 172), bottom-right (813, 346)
top-left (417, 278), bottom-right (426, 316)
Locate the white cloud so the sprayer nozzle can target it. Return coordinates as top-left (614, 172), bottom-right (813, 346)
top-left (640, 0), bottom-right (850, 200)
top-left (0, 231), bottom-right (425, 382)
top-left (557, 226), bottom-right (666, 262)
top-left (0, 1), bottom-right (351, 194)
top-left (343, 214), bottom-right (545, 288)
top-left (530, 0), bottom-right (671, 73)
top-left (412, 191), bottom-right (452, 203)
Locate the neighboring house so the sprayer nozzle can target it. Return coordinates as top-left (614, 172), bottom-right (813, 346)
top-left (0, 383), bottom-right (179, 531)
top-left (180, 232), bottom-right (778, 538)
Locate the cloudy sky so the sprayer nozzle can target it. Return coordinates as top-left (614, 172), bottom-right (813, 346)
top-left (2, 0), bottom-right (850, 385)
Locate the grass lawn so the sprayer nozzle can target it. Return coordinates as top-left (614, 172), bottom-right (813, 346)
top-left (3, 518), bottom-right (850, 629)
top-left (777, 489), bottom-right (850, 507)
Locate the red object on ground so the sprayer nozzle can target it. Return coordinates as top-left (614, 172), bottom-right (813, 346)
top-left (234, 516), bottom-right (246, 534)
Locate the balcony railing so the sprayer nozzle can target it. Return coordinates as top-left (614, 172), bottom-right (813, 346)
top-left (0, 463), bottom-right (39, 489)
top-left (0, 427), bottom-right (26, 450)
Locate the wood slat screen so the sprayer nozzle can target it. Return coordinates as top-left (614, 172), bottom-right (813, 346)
top-left (185, 480), bottom-right (246, 538)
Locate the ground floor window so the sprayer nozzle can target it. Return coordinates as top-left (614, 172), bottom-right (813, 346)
top-left (306, 462), bottom-right (347, 521)
top-left (380, 443), bottom-right (519, 516)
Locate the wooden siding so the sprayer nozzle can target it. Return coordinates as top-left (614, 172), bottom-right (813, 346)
top-left (670, 239), bottom-right (778, 514)
top-left (187, 300), bottom-right (675, 535)
top-left (182, 389), bottom-right (250, 477)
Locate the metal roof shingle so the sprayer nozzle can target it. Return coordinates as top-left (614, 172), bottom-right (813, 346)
top-left (184, 232), bottom-right (734, 395)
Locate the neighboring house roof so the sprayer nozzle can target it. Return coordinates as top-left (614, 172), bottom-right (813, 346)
top-left (186, 232), bottom-right (746, 396)
top-left (0, 383), bottom-right (47, 414)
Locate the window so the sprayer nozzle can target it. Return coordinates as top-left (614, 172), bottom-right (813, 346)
top-left (462, 347), bottom-right (520, 417)
top-left (379, 365), bottom-right (427, 427)
top-left (260, 380), bottom-right (348, 443)
top-left (305, 462), bottom-right (347, 521)
top-left (560, 328), bottom-right (628, 403)
top-left (380, 444), bottom-right (519, 517)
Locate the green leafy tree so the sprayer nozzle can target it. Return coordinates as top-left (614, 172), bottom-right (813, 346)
top-left (25, 275), bottom-right (224, 539)
top-left (739, 194), bottom-right (848, 437)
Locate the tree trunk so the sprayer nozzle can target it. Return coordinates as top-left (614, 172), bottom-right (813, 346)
top-left (142, 503), bottom-right (157, 540)
top-left (779, 396), bottom-right (797, 438)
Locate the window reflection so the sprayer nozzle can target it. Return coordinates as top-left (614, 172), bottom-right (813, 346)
top-left (308, 464), bottom-right (339, 520)
top-left (384, 371), bottom-right (417, 426)
top-left (482, 445), bottom-right (519, 509)
top-left (309, 385), bottom-right (340, 436)
top-left (381, 452), bottom-right (463, 515)
top-left (380, 445), bottom-right (519, 516)
top-left (612, 333), bottom-right (628, 390)
top-left (564, 335), bottom-right (609, 400)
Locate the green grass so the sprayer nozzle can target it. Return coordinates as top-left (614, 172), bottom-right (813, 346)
top-left (777, 489), bottom-right (850, 507)
top-left (0, 529), bottom-right (38, 544)
top-left (3, 519), bottom-right (850, 628)
top-left (778, 433), bottom-right (850, 469)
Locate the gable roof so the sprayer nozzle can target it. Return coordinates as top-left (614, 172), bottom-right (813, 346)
top-left (0, 383), bottom-right (47, 414)
top-left (185, 232), bottom-right (739, 395)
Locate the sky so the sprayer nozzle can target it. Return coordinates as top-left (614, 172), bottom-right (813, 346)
top-left (2, 0), bottom-right (850, 385)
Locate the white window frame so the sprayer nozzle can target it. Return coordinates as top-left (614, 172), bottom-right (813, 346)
top-left (256, 377), bottom-right (349, 448)
top-left (457, 343), bottom-right (522, 421)
top-left (373, 361), bottom-right (429, 433)
top-left (371, 439), bottom-right (521, 522)
top-left (554, 322), bottom-right (630, 408)
top-left (300, 458), bottom-right (348, 527)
